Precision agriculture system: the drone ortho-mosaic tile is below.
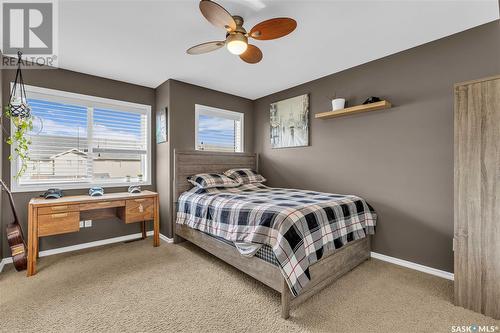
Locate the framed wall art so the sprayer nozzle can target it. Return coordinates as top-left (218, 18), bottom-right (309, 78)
top-left (270, 94), bottom-right (309, 148)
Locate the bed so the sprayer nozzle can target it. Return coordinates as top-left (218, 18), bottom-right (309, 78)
top-left (173, 150), bottom-right (376, 318)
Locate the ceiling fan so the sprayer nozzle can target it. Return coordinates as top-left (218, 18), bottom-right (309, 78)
top-left (187, 0), bottom-right (297, 64)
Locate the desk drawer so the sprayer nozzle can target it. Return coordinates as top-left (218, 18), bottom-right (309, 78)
top-left (38, 212), bottom-right (80, 237)
top-left (79, 200), bottom-right (125, 211)
top-left (124, 198), bottom-right (154, 224)
top-left (38, 204), bottom-right (79, 215)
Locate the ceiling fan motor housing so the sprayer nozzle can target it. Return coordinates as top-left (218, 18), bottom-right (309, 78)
top-left (227, 16), bottom-right (247, 35)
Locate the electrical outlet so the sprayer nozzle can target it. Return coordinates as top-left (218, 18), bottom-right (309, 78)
top-left (84, 220), bottom-right (92, 227)
top-left (79, 221), bottom-right (84, 228)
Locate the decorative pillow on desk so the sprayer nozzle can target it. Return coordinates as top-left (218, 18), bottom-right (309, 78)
top-left (187, 173), bottom-right (241, 189)
top-left (223, 168), bottom-right (266, 184)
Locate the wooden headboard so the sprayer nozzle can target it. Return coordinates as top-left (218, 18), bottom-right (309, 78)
top-left (173, 150), bottom-right (258, 203)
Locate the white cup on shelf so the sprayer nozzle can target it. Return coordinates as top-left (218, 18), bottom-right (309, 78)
top-left (331, 98), bottom-right (346, 111)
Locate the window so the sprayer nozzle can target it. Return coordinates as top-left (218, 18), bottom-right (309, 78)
top-left (195, 105), bottom-right (244, 153)
top-left (11, 85), bottom-right (151, 192)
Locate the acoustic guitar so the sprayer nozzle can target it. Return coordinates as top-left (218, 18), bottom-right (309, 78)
top-left (0, 179), bottom-right (27, 271)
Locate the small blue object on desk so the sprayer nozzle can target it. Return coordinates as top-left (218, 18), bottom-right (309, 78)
top-left (41, 188), bottom-right (63, 199)
top-left (128, 185), bottom-right (141, 194)
top-left (89, 187), bottom-right (104, 197)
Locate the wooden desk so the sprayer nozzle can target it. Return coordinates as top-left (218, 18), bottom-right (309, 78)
top-left (27, 190), bottom-right (160, 276)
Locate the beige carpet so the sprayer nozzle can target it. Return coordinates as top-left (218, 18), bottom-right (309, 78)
top-left (0, 240), bottom-right (498, 333)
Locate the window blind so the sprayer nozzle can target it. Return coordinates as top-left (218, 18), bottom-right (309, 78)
top-left (92, 108), bottom-right (147, 180)
top-left (12, 85), bottom-right (151, 191)
top-left (22, 98), bottom-right (90, 183)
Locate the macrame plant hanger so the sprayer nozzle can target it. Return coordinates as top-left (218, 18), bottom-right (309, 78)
top-left (8, 51), bottom-right (32, 119)
top-left (2, 51), bottom-right (38, 180)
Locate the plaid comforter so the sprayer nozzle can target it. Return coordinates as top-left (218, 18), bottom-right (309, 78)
top-left (176, 183), bottom-right (377, 296)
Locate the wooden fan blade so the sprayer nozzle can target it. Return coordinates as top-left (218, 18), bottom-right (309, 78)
top-left (249, 18), bottom-right (297, 40)
top-left (199, 0), bottom-right (237, 31)
top-left (240, 44), bottom-right (262, 64)
top-left (187, 41), bottom-right (225, 55)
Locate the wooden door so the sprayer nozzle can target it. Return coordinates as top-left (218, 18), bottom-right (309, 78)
top-left (454, 76), bottom-right (500, 319)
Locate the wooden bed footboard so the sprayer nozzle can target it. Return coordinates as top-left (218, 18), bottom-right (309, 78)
top-left (282, 235), bottom-right (370, 318)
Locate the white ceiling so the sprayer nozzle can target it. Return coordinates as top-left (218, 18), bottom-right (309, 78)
top-left (59, 0), bottom-right (499, 99)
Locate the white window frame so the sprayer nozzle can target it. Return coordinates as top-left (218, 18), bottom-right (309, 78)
top-left (195, 104), bottom-right (244, 153)
top-left (11, 84), bottom-right (152, 193)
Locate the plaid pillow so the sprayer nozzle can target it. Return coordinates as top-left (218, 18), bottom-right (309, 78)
top-left (187, 173), bottom-right (241, 189)
top-left (223, 168), bottom-right (266, 184)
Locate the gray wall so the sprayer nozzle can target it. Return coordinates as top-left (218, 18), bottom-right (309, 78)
top-left (1, 66), bottom-right (156, 256)
top-left (253, 20), bottom-right (500, 273)
top-left (160, 79), bottom-right (254, 238)
top-left (155, 79), bottom-right (170, 236)
top-left (0, 67), bottom-right (3, 260)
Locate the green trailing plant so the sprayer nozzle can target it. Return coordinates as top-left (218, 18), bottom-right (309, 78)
top-left (4, 105), bottom-right (33, 179)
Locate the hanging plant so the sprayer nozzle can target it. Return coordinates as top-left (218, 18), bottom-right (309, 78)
top-left (4, 106), bottom-right (33, 179)
top-left (3, 51), bottom-right (33, 179)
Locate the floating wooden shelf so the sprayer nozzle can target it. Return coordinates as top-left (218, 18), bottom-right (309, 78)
top-left (315, 100), bottom-right (392, 119)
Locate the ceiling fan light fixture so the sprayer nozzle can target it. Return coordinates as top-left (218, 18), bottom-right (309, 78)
top-left (226, 33), bottom-right (248, 55)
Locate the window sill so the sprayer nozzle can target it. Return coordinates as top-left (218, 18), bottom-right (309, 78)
top-left (195, 148), bottom-right (244, 153)
top-left (11, 180), bottom-right (152, 193)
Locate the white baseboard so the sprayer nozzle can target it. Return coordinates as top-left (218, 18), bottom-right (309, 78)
top-left (39, 231), bottom-right (159, 257)
top-left (0, 232), bottom-right (173, 272)
top-left (159, 233), bottom-right (174, 243)
top-left (0, 258), bottom-right (8, 273)
top-left (371, 251), bottom-right (454, 281)
top-left (1, 237), bottom-right (453, 282)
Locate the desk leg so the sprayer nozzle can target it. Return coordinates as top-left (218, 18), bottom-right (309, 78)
top-left (35, 233), bottom-right (39, 259)
top-left (141, 221), bottom-right (146, 239)
top-left (27, 205), bottom-right (38, 276)
top-left (33, 209), bottom-right (39, 272)
top-left (153, 196), bottom-right (160, 247)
